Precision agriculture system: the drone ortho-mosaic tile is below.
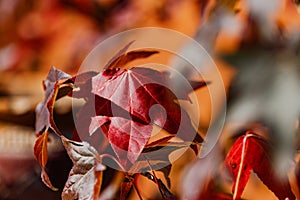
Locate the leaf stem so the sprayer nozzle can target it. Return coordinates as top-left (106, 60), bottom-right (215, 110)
top-left (233, 133), bottom-right (256, 200)
top-left (144, 159), bottom-right (173, 200)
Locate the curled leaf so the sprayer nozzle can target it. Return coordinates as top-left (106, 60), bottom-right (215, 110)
top-left (61, 136), bottom-right (106, 200)
top-left (104, 41), bottom-right (159, 69)
top-left (41, 168), bottom-right (58, 191)
top-left (34, 130), bottom-right (60, 191)
top-left (34, 130), bottom-right (49, 168)
top-left (35, 66), bottom-right (72, 136)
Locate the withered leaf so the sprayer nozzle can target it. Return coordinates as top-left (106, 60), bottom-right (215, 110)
top-left (41, 168), bottom-right (58, 191)
top-left (61, 136), bottom-right (106, 200)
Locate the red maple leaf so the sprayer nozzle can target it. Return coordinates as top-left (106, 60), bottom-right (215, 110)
top-left (91, 67), bottom-right (201, 136)
top-left (88, 67), bottom-right (203, 168)
top-left (225, 131), bottom-right (295, 200)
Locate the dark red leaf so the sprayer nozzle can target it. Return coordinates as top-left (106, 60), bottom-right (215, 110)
top-left (35, 46), bottom-right (207, 199)
top-left (104, 41), bottom-right (159, 69)
top-left (69, 71), bottom-right (98, 99)
top-left (145, 136), bottom-right (174, 148)
top-left (35, 66), bottom-right (72, 136)
top-left (89, 67), bottom-right (202, 167)
top-left (225, 131), bottom-right (295, 200)
top-left (90, 116), bottom-right (153, 168)
top-left (72, 95), bottom-right (111, 143)
top-left (104, 41), bottom-right (134, 69)
top-left (92, 67), bottom-right (200, 137)
top-left (34, 67), bottom-right (74, 190)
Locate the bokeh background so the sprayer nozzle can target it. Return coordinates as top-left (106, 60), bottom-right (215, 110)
top-left (0, 0), bottom-right (300, 199)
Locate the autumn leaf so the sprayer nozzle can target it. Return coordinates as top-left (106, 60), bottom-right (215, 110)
top-left (34, 66), bottom-right (74, 176)
top-left (89, 67), bottom-right (202, 167)
top-left (90, 116), bottom-right (153, 168)
top-left (69, 43), bottom-right (205, 166)
top-left (61, 136), bottom-right (106, 200)
top-left (34, 130), bottom-right (49, 168)
top-left (104, 41), bottom-right (159, 69)
top-left (141, 144), bottom-right (190, 166)
top-left (74, 94), bottom-right (128, 144)
top-left (35, 66), bottom-right (72, 136)
top-left (225, 131), bottom-right (295, 200)
top-left (69, 71), bottom-right (98, 99)
top-left (35, 46), bottom-right (207, 198)
top-left (34, 130), bottom-right (59, 191)
top-left (35, 69), bottom-right (98, 142)
top-left (91, 67), bottom-right (199, 133)
top-left (41, 168), bottom-right (58, 191)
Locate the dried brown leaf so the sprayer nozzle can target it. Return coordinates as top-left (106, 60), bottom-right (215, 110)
top-left (61, 136), bottom-right (106, 200)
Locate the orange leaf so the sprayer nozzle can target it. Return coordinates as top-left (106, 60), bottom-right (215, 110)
top-left (34, 131), bottom-right (49, 168)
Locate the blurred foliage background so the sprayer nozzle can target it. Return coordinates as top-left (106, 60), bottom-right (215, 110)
top-left (0, 0), bottom-right (300, 199)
